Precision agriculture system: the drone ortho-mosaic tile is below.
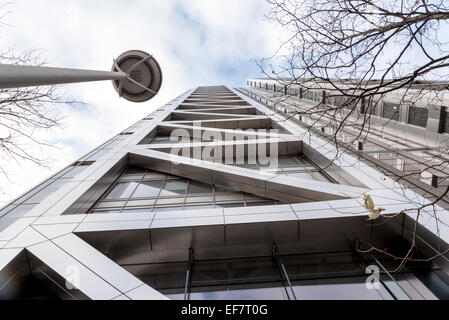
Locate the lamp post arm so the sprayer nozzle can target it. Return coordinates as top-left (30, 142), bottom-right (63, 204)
top-left (0, 64), bottom-right (128, 89)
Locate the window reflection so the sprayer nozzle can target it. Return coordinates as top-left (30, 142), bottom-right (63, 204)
top-left (92, 166), bottom-right (278, 214)
top-left (190, 286), bottom-right (288, 300)
top-left (159, 180), bottom-right (187, 196)
top-left (292, 280), bottom-right (393, 300)
top-left (132, 180), bottom-right (163, 198)
top-left (105, 181), bottom-right (139, 199)
top-left (188, 181), bottom-right (212, 194)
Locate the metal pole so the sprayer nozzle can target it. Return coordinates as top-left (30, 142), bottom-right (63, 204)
top-left (0, 50), bottom-right (163, 103)
top-left (184, 248), bottom-right (194, 300)
top-left (0, 64), bottom-right (128, 89)
top-left (272, 243), bottom-right (297, 300)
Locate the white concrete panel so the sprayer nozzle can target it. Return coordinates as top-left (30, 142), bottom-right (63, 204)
top-left (27, 241), bottom-right (122, 300)
top-left (52, 234), bottom-right (144, 294)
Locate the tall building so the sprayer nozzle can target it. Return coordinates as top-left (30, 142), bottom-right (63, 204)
top-left (0, 83), bottom-right (448, 300)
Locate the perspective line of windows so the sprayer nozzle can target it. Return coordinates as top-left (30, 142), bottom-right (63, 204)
top-left (90, 166), bottom-right (279, 214)
top-left (243, 88), bottom-right (446, 188)
top-left (246, 81), bottom-right (449, 133)
top-left (124, 251), bottom-right (447, 300)
top-left (231, 154), bottom-right (336, 183)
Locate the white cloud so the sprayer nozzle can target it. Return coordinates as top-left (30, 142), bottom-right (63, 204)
top-left (0, 0), bottom-right (279, 205)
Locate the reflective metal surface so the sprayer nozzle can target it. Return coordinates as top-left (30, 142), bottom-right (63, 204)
top-left (0, 85), bottom-right (448, 300)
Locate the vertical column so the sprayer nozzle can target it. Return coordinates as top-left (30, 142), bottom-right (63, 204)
top-left (426, 105), bottom-right (444, 133)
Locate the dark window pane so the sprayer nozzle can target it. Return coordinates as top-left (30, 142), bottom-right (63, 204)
top-left (92, 209), bottom-right (121, 214)
top-left (190, 286), bottom-right (287, 300)
top-left (246, 202), bottom-right (276, 207)
top-left (383, 102), bottom-right (400, 121)
top-left (408, 106), bottom-right (428, 127)
top-left (293, 278), bottom-right (392, 300)
top-left (214, 185), bottom-right (235, 193)
top-left (443, 108), bottom-right (449, 133)
top-left (191, 257), bottom-right (281, 288)
top-left (310, 171), bottom-right (334, 182)
top-left (215, 202), bottom-right (244, 208)
top-left (188, 181), bottom-right (212, 194)
top-left (159, 180), bottom-right (187, 197)
top-left (296, 156), bottom-right (315, 169)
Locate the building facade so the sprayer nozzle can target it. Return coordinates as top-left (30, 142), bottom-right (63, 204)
top-left (0, 84), bottom-right (448, 300)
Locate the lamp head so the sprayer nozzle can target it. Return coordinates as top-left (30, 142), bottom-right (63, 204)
top-left (112, 50), bottom-right (162, 102)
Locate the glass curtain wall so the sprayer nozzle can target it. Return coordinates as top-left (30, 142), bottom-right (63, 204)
top-left (90, 167), bottom-right (278, 213)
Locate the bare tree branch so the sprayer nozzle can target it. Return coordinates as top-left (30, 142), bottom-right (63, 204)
top-left (257, 0), bottom-right (449, 271)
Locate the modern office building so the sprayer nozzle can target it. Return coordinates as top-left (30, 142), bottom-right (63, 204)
top-left (1, 83), bottom-right (449, 300)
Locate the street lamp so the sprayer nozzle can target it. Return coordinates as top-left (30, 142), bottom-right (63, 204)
top-left (0, 49), bottom-right (162, 102)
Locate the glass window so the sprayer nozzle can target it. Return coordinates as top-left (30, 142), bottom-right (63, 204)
top-left (190, 286), bottom-right (287, 300)
top-left (51, 167), bottom-right (73, 179)
top-left (92, 209), bottom-right (121, 214)
top-left (383, 102), bottom-right (400, 121)
top-left (132, 180), bottom-right (163, 198)
top-left (443, 108), bottom-right (449, 133)
top-left (156, 197), bottom-right (186, 206)
top-left (188, 181), bottom-right (212, 194)
top-left (292, 278), bottom-right (393, 300)
top-left (86, 148), bottom-right (111, 161)
top-left (214, 185), bottom-right (235, 193)
top-left (189, 256), bottom-right (286, 300)
top-left (105, 181), bottom-right (139, 200)
top-left (310, 171), bottom-right (333, 182)
top-left (408, 106), bottom-right (428, 128)
top-left (96, 201), bottom-right (126, 208)
top-left (215, 202), bottom-right (244, 208)
top-left (185, 196), bottom-right (214, 204)
top-left (246, 202), bottom-right (276, 207)
top-left (159, 179), bottom-right (187, 197)
top-left (277, 156), bottom-right (301, 168)
top-left (144, 172), bottom-right (167, 180)
top-left (296, 156), bottom-right (315, 169)
top-left (285, 171), bottom-right (315, 180)
top-left (215, 194), bottom-right (244, 202)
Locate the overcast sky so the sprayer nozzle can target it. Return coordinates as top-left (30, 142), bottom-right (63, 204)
top-left (0, 0), bottom-right (281, 205)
